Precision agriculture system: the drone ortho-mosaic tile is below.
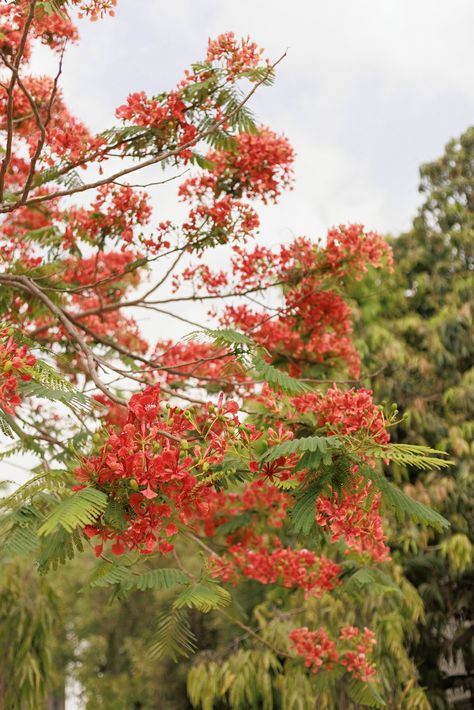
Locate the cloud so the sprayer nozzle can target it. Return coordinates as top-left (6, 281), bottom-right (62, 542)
top-left (31, 0), bottom-right (474, 235)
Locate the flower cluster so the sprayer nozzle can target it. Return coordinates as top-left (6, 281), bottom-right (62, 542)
top-left (206, 32), bottom-right (266, 79)
top-left (182, 196), bottom-right (260, 247)
top-left (174, 129), bottom-right (293, 249)
top-left (76, 386), bottom-right (242, 556)
top-left (173, 228), bottom-right (393, 377)
top-left (316, 484), bottom-right (390, 562)
top-left (0, 2), bottom-right (78, 60)
top-left (212, 129), bottom-right (294, 202)
top-left (0, 331), bottom-right (36, 415)
top-left (72, 0), bottom-right (118, 20)
top-left (176, 265), bottom-right (229, 295)
top-left (179, 129), bottom-right (294, 204)
top-left (325, 223), bottom-right (394, 278)
top-left (64, 184), bottom-right (151, 249)
top-left (246, 385), bottom-right (391, 560)
top-left (289, 624), bottom-right (377, 681)
top-left (289, 627), bottom-right (339, 672)
top-left (339, 624), bottom-right (377, 680)
top-left (210, 534), bottom-right (341, 598)
top-left (0, 76), bottom-right (98, 165)
top-left (63, 249), bottom-right (142, 295)
top-left (151, 340), bottom-right (248, 391)
top-left (203, 478), bottom-right (290, 538)
top-left (115, 91), bottom-right (198, 160)
top-left (113, 34), bottom-right (273, 171)
top-left (292, 385), bottom-right (389, 445)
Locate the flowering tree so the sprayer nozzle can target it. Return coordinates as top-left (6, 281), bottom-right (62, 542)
top-left (0, 2), bottom-right (452, 707)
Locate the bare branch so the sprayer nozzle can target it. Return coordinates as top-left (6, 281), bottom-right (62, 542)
top-left (0, 0), bottom-right (37, 200)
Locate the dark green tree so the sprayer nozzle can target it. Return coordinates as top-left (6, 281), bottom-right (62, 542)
top-left (355, 126), bottom-right (474, 708)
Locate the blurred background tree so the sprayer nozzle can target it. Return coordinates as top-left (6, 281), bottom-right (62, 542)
top-left (354, 125), bottom-right (474, 708)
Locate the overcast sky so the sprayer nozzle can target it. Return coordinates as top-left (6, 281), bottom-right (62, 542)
top-left (34, 0), bottom-right (474, 241)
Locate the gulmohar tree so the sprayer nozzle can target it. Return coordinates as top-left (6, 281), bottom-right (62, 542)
top-left (354, 127), bottom-right (474, 708)
top-left (0, 2), bottom-right (454, 709)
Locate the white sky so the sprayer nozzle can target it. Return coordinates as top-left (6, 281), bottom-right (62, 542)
top-left (33, 0), bottom-right (474, 240)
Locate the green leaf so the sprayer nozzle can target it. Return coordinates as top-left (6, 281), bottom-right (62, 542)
top-left (252, 354), bottom-right (314, 395)
top-left (347, 679), bottom-right (386, 708)
top-left (89, 563), bottom-right (132, 588)
top-left (261, 435), bottom-right (341, 463)
top-left (38, 488), bottom-right (108, 536)
top-left (190, 153), bottom-right (216, 171)
top-left (1, 470), bottom-right (69, 510)
top-left (124, 568), bottom-right (188, 592)
top-left (103, 500), bottom-right (128, 531)
top-left (377, 479), bottom-right (450, 531)
top-left (37, 526), bottom-right (84, 572)
top-left (173, 582), bottom-right (231, 613)
top-left (290, 454), bottom-right (357, 535)
top-left (369, 442), bottom-right (453, 470)
top-left (294, 448), bottom-right (332, 472)
top-left (124, 256), bottom-right (148, 272)
top-left (189, 327), bottom-right (253, 348)
top-left (23, 360), bottom-right (95, 414)
top-left (148, 609), bottom-right (197, 660)
top-left (216, 512), bottom-right (253, 536)
top-left (2, 512), bottom-right (40, 556)
top-left (344, 567), bottom-right (401, 596)
top-left (0, 409), bottom-right (15, 438)
top-left (240, 67), bottom-right (276, 86)
top-left (38, 1), bottom-right (54, 15)
top-left (290, 478), bottom-right (325, 535)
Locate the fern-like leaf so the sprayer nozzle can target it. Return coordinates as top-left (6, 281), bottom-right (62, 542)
top-left (261, 435), bottom-right (341, 464)
top-left (290, 489), bottom-right (319, 535)
top-left (38, 487), bottom-right (108, 536)
top-left (347, 679), bottom-right (386, 708)
top-left (1, 470), bottom-right (69, 510)
top-left (290, 454), bottom-right (357, 535)
top-left (3, 525), bottom-right (40, 556)
top-left (241, 67), bottom-right (276, 86)
top-left (189, 327), bottom-right (253, 348)
top-left (1, 507), bottom-right (41, 556)
top-left (216, 512), bottom-right (253, 536)
top-left (103, 500), bottom-right (128, 531)
top-left (37, 526), bottom-right (84, 572)
top-left (148, 609), bottom-right (197, 660)
top-left (22, 360), bottom-right (95, 413)
top-left (173, 581), bottom-right (231, 613)
top-left (369, 443), bottom-right (452, 470)
top-left (89, 563), bottom-right (132, 588)
top-left (0, 409), bottom-right (15, 438)
top-left (252, 354), bottom-right (313, 395)
top-left (377, 479), bottom-right (449, 531)
top-left (124, 568), bottom-right (189, 591)
top-left (343, 567), bottom-right (400, 596)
